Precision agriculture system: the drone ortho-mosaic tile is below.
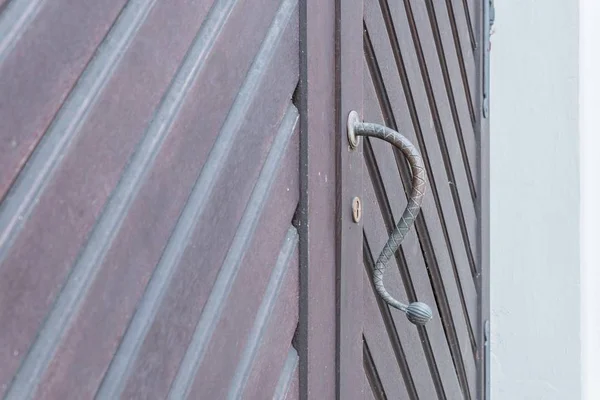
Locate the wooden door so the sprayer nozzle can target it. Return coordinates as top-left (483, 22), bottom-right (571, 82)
top-left (0, 0), bottom-right (301, 398)
top-left (334, 0), bottom-right (489, 399)
top-left (0, 0), bottom-right (488, 398)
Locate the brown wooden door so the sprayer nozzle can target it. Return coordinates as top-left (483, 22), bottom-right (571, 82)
top-left (333, 0), bottom-right (489, 399)
top-left (0, 0), bottom-right (302, 398)
top-left (0, 0), bottom-right (487, 398)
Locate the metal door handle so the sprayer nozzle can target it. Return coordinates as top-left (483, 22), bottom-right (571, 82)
top-left (348, 111), bottom-right (433, 326)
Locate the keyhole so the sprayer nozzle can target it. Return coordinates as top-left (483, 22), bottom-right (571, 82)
top-left (352, 197), bottom-right (362, 223)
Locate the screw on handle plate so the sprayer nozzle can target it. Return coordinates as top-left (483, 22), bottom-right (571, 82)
top-left (348, 111), bottom-right (432, 326)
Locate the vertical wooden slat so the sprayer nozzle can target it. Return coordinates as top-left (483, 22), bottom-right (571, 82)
top-left (301, 0), bottom-right (338, 397)
top-left (336, 0), bottom-right (363, 397)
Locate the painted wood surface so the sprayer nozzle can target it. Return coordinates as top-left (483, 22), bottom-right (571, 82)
top-left (0, 0), bottom-right (300, 397)
top-left (357, 0), bottom-right (486, 399)
top-left (0, 0), bottom-right (486, 398)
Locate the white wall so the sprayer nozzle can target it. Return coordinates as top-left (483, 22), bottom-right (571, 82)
top-left (580, 1), bottom-right (600, 399)
top-left (490, 0), bottom-right (580, 399)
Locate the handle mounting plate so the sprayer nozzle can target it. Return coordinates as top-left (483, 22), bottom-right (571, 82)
top-left (347, 110), bottom-right (360, 149)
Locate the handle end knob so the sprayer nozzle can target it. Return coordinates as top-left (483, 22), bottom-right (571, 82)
top-left (405, 302), bottom-right (433, 326)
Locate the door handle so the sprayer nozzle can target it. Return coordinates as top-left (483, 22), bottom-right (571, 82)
top-left (348, 111), bottom-right (433, 326)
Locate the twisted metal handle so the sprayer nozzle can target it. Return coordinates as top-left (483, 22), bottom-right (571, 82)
top-left (348, 111), bottom-right (433, 326)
